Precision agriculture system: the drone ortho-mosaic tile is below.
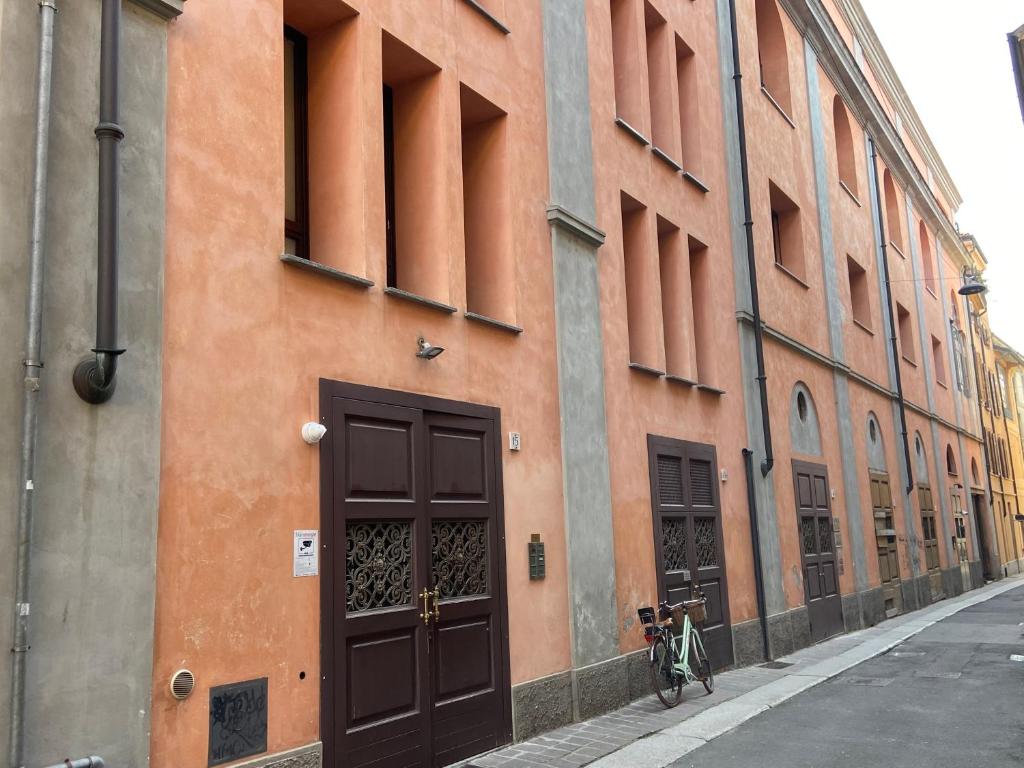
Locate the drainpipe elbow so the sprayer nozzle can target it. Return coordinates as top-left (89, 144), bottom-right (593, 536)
top-left (72, 348), bottom-right (124, 404)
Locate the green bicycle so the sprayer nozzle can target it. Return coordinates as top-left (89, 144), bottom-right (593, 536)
top-left (637, 594), bottom-right (714, 708)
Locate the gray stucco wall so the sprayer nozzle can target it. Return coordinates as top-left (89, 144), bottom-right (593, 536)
top-left (542, 0), bottom-right (619, 670)
top-left (0, 1), bottom-right (167, 764)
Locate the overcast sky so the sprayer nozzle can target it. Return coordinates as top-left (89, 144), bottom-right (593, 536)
top-left (859, 0), bottom-right (1024, 351)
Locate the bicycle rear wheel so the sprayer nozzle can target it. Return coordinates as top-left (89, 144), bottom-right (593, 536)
top-left (649, 634), bottom-right (683, 708)
top-left (690, 629), bottom-right (714, 694)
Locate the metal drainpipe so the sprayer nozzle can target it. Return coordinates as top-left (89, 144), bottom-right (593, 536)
top-left (72, 0), bottom-right (125, 404)
top-left (9, 3), bottom-right (57, 767)
top-left (726, 0), bottom-right (773, 477)
top-left (743, 449), bottom-right (771, 661)
top-left (965, 294), bottom-right (999, 580)
top-left (868, 139), bottom-right (914, 495)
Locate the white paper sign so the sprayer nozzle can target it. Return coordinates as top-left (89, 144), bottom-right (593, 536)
top-left (294, 530), bottom-right (319, 577)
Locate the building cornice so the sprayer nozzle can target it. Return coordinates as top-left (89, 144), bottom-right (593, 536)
top-left (131, 0), bottom-right (183, 20)
top-left (779, 0), bottom-right (971, 269)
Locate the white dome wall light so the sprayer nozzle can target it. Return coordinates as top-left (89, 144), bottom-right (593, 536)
top-left (302, 422), bottom-right (327, 445)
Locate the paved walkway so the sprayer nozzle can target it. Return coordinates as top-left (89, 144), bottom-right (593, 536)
top-left (463, 576), bottom-right (1023, 768)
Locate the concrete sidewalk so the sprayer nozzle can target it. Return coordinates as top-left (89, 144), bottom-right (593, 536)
top-left (464, 576), bottom-right (1023, 768)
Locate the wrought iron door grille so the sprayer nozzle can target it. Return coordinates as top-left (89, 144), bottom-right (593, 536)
top-left (695, 517), bottom-right (718, 567)
top-left (661, 518), bottom-right (688, 571)
top-left (432, 520), bottom-right (488, 598)
top-left (345, 521), bottom-right (413, 612)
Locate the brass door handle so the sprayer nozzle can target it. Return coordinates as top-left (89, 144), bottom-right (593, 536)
top-left (420, 588), bottom-right (430, 625)
top-left (432, 588), bottom-right (441, 620)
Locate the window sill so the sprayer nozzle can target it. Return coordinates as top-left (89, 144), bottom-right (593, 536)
top-left (936, 379), bottom-right (948, 390)
top-left (615, 116), bottom-right (650, 146)
top-left (682, 171), bottom-right (710, 193)
top-left (652, 146), bottom-right (682, 172)
top-left (666, 374), bottom-right (698, 388)
top-left (889, 241), bottom-right (906, 259)
top-left (925, 285), bottom-right (937, 299)
top-left (384, 286), bottom-right (457, 314)
top-left (697, 383), bottom-right (726, 396)
top-left (774, 261), bottom-right (810, 289)
top-left (901, 355), bottom-right (917, 368)
top-left (280, 254), bottom-right (374, 288)
top-left (761, 86), bottom-right (796, 129)
top-left (465, 311), bottom-right (523, 334)
top-left (839, 180), bottom-right (862, 207)
top-left (459, 0), bottom-right (510, 34)
top-left (852, 318), bottom-right (874, 336)
top-left (629, 362), bottom-right (665, 378)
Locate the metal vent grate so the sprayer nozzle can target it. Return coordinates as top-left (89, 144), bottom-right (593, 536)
top-left (689, 459), bottom-right (714, 506)
top-left (657, 456), bottom-right (684, 505)
top-left (170, 668), bottom-right (195, 700)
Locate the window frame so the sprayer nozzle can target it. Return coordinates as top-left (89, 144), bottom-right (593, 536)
top-left (284, 26), bottom-right (310, 260)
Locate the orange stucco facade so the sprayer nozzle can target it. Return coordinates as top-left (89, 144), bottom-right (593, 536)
top-left (147, 1), bottom-right (1003, 766)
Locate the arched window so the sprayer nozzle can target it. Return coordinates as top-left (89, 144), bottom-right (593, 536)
top-left (790, 383), bottom-right (821, 456)
top-left (755, 0), bottom-right (791, 115)
top-left (946, 444), bottom-right (957, 476)
top-left (866, 413), bottom-right (886, 472)
top-left (971, 457), bottom-right (980, 486)
top-left (832, 96), bottom-right (857, 195)
top-left (919, 221), bottom-right (936, 294)
top-left (950, 290), bottom-right (960, 328)
top-left (883, 169), bottom-right (903, 252)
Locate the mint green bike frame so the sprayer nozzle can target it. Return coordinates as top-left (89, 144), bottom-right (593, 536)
top-left (654, 613), bottom-right (705, 684)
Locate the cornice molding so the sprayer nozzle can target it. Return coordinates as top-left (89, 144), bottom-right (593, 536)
top-left (778, 0), bottom-right (971, 268)
top-left (131, 0), bottom-right (183, 20)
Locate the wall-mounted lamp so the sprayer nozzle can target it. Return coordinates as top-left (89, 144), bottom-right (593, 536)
top-left (301, 422), bottom-right (327, 444)
top-left (958, 272), bottom-right (987, 296)
top-left (416, 337), bottom-right (444, 360)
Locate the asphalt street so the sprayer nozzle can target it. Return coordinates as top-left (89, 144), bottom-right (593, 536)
top-left (670, 584), bottom-right (1024, 768)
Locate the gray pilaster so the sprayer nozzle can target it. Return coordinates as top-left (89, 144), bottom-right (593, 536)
top-left (864, 135), bottom-right (920, 579)
top-left (804, 42), bottom-right (868, 593)
top-left (904, 199), bottom-right (955, 565)
top-left (541, 0), bottom-right (618, 669)
top-left (715, 0), bottom-right (786, 618)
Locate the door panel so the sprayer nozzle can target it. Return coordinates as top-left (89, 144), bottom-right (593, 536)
top-left (426, 413), bottom-right (507, 767)
top-left (322, 385), bottom-right (511, 768)
top-left (792, 461), bottom-right (844, 644)
top-left (649, 437), bottom-right (733, 669)
top-left (870, 473), bottom-right (902, 616)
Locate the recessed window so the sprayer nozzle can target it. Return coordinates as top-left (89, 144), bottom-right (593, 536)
top-left (832, 96), bottom-right (858, 197)
top-left (769, 181), bottom-right (804, 280)
top-left (284, 27), bottom-right (309, 259)
top-left (621, 192), bottom-right (658, 368)
top-left (897, 302), bottom-right (915, 364)
top-left (919, 221), bottom-right (936, 296)
top-left (645, 1), bottom-right (676, 159)
top-left (688, 236), bottom-right (714, 385)
top-left (382, 32), bottom-right (444, 300)
top-left (846, 255), bottom-right (870, 329)
top-left (675, 33), bottom-right (702, 177)
top-left (610, 0), bottom-right (644, 131)
top-left (460, 84), bottom-right (513, 323)
top-left (657, 216), bottom-right (690, 378)
top-left (932, 335), bottom-right (946, 386)
top-left (946, 445), bottom-right (957, 476)
top-left (869, 418), bottom-right (877, 442)
top-left (797, 391), bottom-right (808, 422)
top-left (883, 169), bottom-right (903, 253)
top-left (755, 0), bottom-right (791, 115)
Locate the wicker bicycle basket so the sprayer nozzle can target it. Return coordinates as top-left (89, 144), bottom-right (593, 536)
top-left (671, 599), bottom-right (707, 630)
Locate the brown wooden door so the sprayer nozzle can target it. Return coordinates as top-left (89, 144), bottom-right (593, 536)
top-left (792, 461), bottom-right (844, 643)
top-left (425, 413), bottom-right (508, 766)
top-left (648, 436), bottom-right (733, 669)
top-left (321, 383), bottom-right (511, 768)
top-left (918, 485), bottom-right (944, 601)
top-left (951, 491), bottom-right (971, 591)
top-left (869, 473), bottom-right (902, 617)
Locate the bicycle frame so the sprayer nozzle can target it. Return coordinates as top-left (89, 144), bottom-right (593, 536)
top-left (650, 615), bottom-right (701, 685)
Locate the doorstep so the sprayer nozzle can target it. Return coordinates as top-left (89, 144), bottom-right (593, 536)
top-left (461, 575), bottom-right (1024, 768)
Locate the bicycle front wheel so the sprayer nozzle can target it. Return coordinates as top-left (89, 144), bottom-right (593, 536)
top-left (649, 634), bottom-right (683, 708)
top-left (690, 629), bottom-right (714, 694)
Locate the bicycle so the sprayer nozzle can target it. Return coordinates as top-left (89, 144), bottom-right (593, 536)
top-left (637, 594), bottom-right (715, 708)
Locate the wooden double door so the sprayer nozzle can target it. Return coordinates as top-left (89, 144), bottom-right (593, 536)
top-left (648, 436), bottom-right (733, 669)
top-left (869, 473), bottom-right (902, 617)
top-left (792, 461), bottom-right (844, 643)
top-left (320, 382), bottom-right (512, 768)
